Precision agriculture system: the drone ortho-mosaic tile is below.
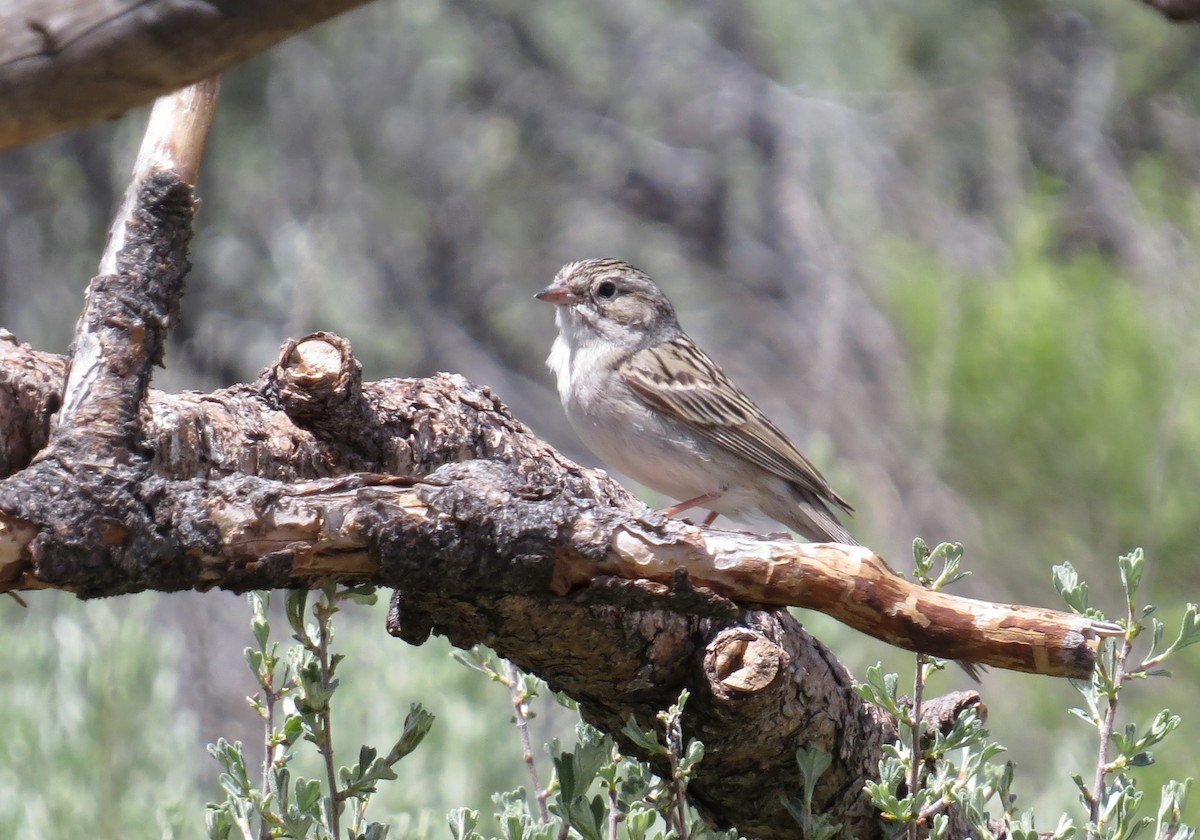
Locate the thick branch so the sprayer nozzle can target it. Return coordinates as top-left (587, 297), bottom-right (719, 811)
top-left (0, 333), bottom-right (1116, 677)
top-left (0, 0), bottom-right (370, 149)
top-left (0, 454), bottom-right (907, 837)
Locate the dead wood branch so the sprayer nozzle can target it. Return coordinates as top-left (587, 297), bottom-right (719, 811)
top-left (0, 331), bottom-right (1116, 678)
top-left (0, 1), bottom-right (369, 149)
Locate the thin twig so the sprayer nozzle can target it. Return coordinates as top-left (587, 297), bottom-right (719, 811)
top-left (908, 655), bottom-right (927, 840)
top-left (1086, 635), bottom-right (1132, 840)
top-left (505, 661), bottom-right (550, 822)
top-left (668, 749), bottom-right (688, 839)
top-left (607, 744), bottom-right (621, 840)
top-left (314, 595), bottom-right (342, 840)
top-left (259, 680), bottom-right (276, 840)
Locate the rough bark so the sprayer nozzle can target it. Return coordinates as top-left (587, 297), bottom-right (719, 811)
top-left (0, 133), bottom-right (907, 830)
top-left (0, 0), bottom-right (371, 149)
top-left (0, 331), bottom-right (1116, 677)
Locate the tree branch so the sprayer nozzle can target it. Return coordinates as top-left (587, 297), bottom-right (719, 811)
top-left (0, 0), bottom-right (370, 149)
top-left (0, 331), bottom-right (1118, 677)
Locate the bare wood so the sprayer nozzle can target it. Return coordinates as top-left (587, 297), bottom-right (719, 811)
top-left (100, 78), bottom-right (221, 277)
top-left (0, 0), bottom-right (371, 150)
top-left (562, 529), bottom-right (1120, 677)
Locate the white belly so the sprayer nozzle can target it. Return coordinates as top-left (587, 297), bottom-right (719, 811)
top-left (548, 328), bottom-right (764, 519)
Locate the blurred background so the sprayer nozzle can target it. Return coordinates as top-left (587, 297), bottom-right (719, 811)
top-left (1, 0), bottom-right (1198, 835)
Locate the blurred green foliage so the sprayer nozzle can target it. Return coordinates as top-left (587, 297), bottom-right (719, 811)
top-left (0, 594), bottom-right (198, 839)
top-left (879, 197), bottom-right (1199, 599)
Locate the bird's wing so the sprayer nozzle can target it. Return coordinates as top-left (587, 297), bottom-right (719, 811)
top-left (620, 337), bottom-right (852, 512)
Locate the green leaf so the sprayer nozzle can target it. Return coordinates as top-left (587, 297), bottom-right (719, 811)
top-left (358, 745), bottom-right (378, 774)
top-left (810, 814), bottom-right (843, 840)
top-left (928, 541), bottom-right (966, 590)
top-left (1156, 778), bottom-right (1193, 840)
top-left (380, 704), bottom-right (433, 767)
top-left (794, 746), bottom-right (833, 810)
top-left (252, 615), bottom-right (270, 652)
top-left (1165, 604), bottom-right (1200, 657)
top-left (626, 807), bottom-right (655, 840)
top-left (285, 590), bottom-right (309, 639)
top-left (244, 647), bottom-right (264, 675)
top-left (358, 823), bottom-right (389, 840)
top-left (448, 808), bottom-right (480, 840)
top-left (853, 663), bottom-right (903, 718)
top-left (679, 738), bottom-right (704, 776)
top-left (620, 716), bottom-right (667, 757)
top-left (912, 537), bottom-right (929, 561)
top-left (204, 805), bottom-right (234, 840)
top-left (1149, 618), bottom-right (1165, 657)
top-left (912, 537), bottom-right (932, 579)
top-left (1119, 549), bottom-right (1145, 605)
top-left (1053, 563), bottom-right (1089, 613)
top-left (296, 777), bottom-right (322, 814)
top-left (339, 584), bottom-right (378, 606)
top-left (553, 729), bottom-right (612, 803)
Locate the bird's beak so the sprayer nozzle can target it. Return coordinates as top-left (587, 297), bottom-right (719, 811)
top-left (534, 283), bottom-right (582, 306)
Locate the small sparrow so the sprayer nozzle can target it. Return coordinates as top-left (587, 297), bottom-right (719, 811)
top-left (539, 260), bottom-right (985, 680)
top-left (536, 258), bottom-right (856, 544)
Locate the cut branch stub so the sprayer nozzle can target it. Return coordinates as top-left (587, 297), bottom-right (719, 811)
top-left (264, 331), bottom-right (367, 439)
top-left (706, 628), bottom-right (785, 697)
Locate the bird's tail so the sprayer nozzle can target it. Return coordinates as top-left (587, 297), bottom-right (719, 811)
top-left (762, 490), bottom-right (858, 545)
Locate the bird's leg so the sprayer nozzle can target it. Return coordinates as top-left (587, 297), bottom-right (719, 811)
top-left (660, 492), bottom-right (721, 518)
top-left (702, 510), bottom-right (719, 526)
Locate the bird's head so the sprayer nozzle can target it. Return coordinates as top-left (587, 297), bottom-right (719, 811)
top-left (535, 258), bottom-right (681, 348)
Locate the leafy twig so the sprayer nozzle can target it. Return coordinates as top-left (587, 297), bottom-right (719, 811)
top-left (507, 660), bottom-right (551, 822)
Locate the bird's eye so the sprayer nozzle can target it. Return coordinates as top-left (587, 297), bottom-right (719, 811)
top-left (595, 280), bottom-right (618, 299)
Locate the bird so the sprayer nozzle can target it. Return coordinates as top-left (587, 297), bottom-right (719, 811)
top-left (535, 257), bottom-right (856, 544)
top-left (536, 259), bottom-right (988, 681)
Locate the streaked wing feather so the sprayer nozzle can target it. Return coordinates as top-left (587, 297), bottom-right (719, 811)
top-left (621, 338), bottom-right (852, 512)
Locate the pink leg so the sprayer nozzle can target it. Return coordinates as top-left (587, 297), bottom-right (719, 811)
top-left (702, 510), bottom-right (719, 526)
top-left (660, 492), bottom-right (721, 518)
